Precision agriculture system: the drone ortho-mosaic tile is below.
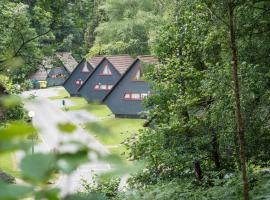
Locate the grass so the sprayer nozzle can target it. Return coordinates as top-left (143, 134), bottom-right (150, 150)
top-left (68, 97), bottom-right (113, 118)
top-left (48, 88), bottom-right (144, 159)
top-left (48, 88), bottom-right (70, 100)
top-left (0, 152), bottom-right (19, 177)
top-left (85, 118), bottom-right (144, 160)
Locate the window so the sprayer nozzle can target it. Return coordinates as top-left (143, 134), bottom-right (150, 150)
top-left (100, 85), bottom-right (107, 90)
top-left (141, 93), bottom-right (148, 99)
top-left (94, 84), bottom-right (113, 90)
top-left (94, 84), bottom-right (100, 89)
top-left (124, 92), bottom-right (150, 100)
top-left (124, 93), bottom-right (130, 99)
top-left (131, 93), bottom-right (140, 99)
top-left (51, 74), bottom-right (65, 78)
top-left (131, 65), bottom-right (143, 81)
top-left (82, 63), bottom-right (90, 73)
top-left (100, 64), bottom-right (112, 75)
top-left (75, 79), bottom-right (83, 85)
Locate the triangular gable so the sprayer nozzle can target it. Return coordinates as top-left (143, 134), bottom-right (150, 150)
top-left (81, 62), bottom-right (91, 73)
top-left (102, 56), bottom-right (157, 102)
top-left (131, 64), bottom-right (143, 81)
top-left (100, 64), bottom-right (112, 75)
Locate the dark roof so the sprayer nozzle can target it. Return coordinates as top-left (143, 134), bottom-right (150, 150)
top-left (63, 58), bottom-right (95, 85)
top-left (87, 56), bottom-right (104, 68)
top-left (138, 55), bottom-right (158, 64)
top-left (106, 55), bottom-right (134, 75)
top-left (102, 56), bottom-right (157, 102)
top-left (56, 52), bottom-right (78, 73)
top-left (78, 55), bottom-right (134, 92)
top-left (28, 67), bottom-right (48, 81)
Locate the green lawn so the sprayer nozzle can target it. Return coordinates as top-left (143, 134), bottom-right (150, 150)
top-left (0, 152), bottom-right (19, 177)
top-left (48, 88), bottom-right (70, 100)
top-left (85, 118), bottom-right (144, 160)
top-left (68, 97), bottom-right (113, 118)
top-left (49, 88), bottom-right (144, 158)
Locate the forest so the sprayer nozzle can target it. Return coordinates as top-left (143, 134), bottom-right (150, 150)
top-left (0, 0), bottom-right (270, 199)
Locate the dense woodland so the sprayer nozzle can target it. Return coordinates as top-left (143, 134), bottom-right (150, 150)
top-left (0, 0), bottom-right (270, 199)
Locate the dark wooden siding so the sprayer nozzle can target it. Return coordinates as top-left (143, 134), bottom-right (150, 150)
top-left (47, 67), bottom-right (69, 87)
top-left (63, 60), bottom-right (93, 96)
top-left (104, 60), bottom-right (151, 117)
top-left (79, 59), bottom-right (121, 102)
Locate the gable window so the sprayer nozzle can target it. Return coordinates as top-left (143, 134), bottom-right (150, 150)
top-left (82, 63), bottom-right (90, 73)
top-left (75, 79), bottom-right (83, 85)
top-left (94, 84), bottom-right (113, 90)
top-left (131, 65), bottom-right (143, 81)
top-left (100, 64), bottom-right (112, 75)
top-left (123, 92), bottom-right (150, 100)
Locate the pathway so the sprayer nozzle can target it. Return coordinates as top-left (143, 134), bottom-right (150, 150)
top-left (21, 88), bottom-right (110, 196)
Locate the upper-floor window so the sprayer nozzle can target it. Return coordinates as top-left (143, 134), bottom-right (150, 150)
top-left (131, 65), bottom-right (143, 81)
top-left (123, 92), bottom-right (149, 100)
top-left (94, 84), bottom-right (113, 90)
top-left (81, 63), bottom-right (90, 73)
top-left (75, 79), bottom-right (83, 85)
top-left (100, 64), bottom-right (112, 75)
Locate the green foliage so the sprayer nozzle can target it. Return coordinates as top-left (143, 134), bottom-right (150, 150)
top-left (88, 0), bottom-right (164, 56)
top-left (82, 176), bottom-right (120, 199)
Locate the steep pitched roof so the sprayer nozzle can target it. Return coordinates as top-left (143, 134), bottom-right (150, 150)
top-left (78, 55), bottom-right (134, 92)
top-left (56, 52), bottom-right (78, 73)
top-left (28, 67), bottom-right (48, 81)
top-left (87, 56), bottom-right (104, 68)
top-left (102, 55), bottom-right (158, 102)
top-left (106, 55), bottom-right (134, 75)
top-left (138, 55), bottom-right (158, 64)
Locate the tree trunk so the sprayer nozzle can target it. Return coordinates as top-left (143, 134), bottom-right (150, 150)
top-left (211, 131), bottom-right (221, 172)
top-left (194, 161), bottom-right (203, 182)
top-left (228, 1), bottom-right (250, 200)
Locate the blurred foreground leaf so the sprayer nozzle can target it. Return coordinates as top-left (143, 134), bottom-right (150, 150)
top-left (0, 181), bottom-right (32, 200)
top-left (34, 188), bottom-right (61, 200)
top-left (57, 149), bottom-right (89, 174)
top-left (21, 153), bottom-right (56, 183)
top-left (0, 122), bottom-right (35, 140)
top-left (0, 95), bottom-right (21, 108)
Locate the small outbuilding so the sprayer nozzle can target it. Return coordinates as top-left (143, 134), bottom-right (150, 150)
top-left (102, 55), bottom-right (158, 118)
top-left (47, 52), bottom-right (78, 87)
top-left (63, 56), bottom-right (103, 96)
top-left (78, 55), bottom-right (134, 102)
top-left (28, 66), bottom-right (48, 89)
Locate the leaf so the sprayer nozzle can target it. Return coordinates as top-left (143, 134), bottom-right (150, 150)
top-left (20, 153), bottom-right (56, 183)
top-left (57, 123), bottom-right (76, 133)
top-left (0, 122), bottom-right (36, 140)
top-left (0, 95), bottom-right (21, 108)
top-left (57, 149), bottom-right (89, 174)
top-left (34, 188), bottom-right (61, 200)
top-left (0, 181), bottom-right (33, 200)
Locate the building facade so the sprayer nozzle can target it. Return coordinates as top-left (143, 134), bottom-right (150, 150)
top-left (103, 56), bottom-right (157, 118)
top-left (78, 55), bottom-right (134, 102)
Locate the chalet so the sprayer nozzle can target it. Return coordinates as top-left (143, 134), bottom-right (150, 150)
top-left (102, 55), bottom-right (158, 118)
top-left (78, 55), bottom-right (134, 102)
top-left (28, 67), bottom-right (48, 89)
top-left (47, 52), bottom-right (78, 87)
top-left (63, 56), bottom-right (103, 96)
